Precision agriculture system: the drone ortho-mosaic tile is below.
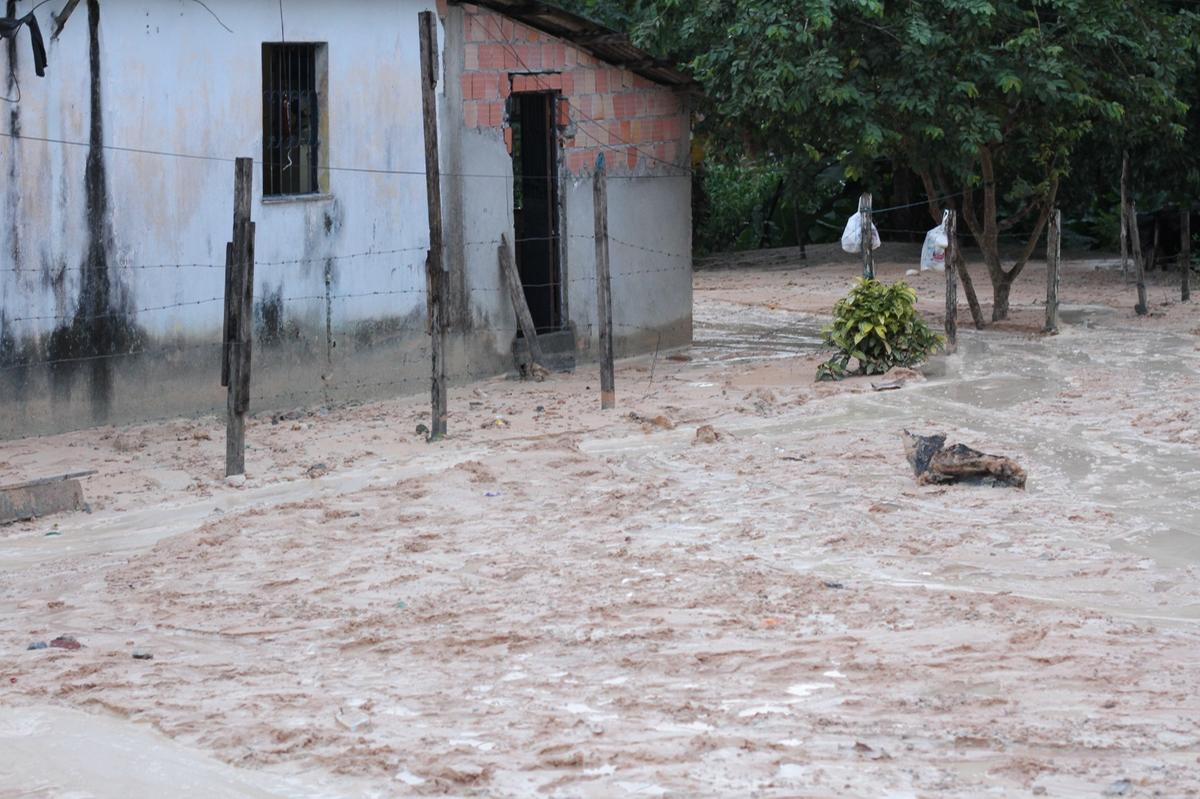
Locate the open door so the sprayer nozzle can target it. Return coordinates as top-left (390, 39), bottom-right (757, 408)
top-left (511, 91), bottom-right (562, 334)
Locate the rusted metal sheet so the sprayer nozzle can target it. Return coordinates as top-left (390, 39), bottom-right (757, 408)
top-left (0, 471), bottom-right (95, 525)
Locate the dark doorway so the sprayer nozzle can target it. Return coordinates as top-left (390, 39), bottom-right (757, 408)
top-left (511, 92), bottom-right (562, 333)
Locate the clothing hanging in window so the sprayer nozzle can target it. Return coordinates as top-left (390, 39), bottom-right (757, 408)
top-left (0, 12), bottom-right (48, 77)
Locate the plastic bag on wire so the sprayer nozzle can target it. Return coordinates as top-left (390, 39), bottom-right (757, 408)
top-left (840, 212), bottom-right (882, 254)
top-left (920, 211), bottom-right (950, 272)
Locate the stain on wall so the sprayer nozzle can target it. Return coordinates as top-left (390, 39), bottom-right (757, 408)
top-left (43, 0), bottom-right (143, 422)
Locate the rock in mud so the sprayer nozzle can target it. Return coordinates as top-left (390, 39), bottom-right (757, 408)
top-left (694, 425), bottom-right (721, 444)
top-left (901, 431), bottom-right (1027, 489)
top-left (112, 432), bottom-right (145, 453)
top-left (306, 463), bottom-right (330, 479)
top-left (1103, 779), bottom-right (1132, 797)
top-left (49, 635), bottom-right (82, 650)
top-left (132, 649), bottom-right (153, 660)
top-left (26, 641), bottom-right (48, 651)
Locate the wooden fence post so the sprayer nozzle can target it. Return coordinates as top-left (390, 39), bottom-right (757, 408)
top-left (593, 154), bottom-right (615, 410)
top-left (944, 210), bottom-right (957, 352)
top-left (1044, 208), bottom-right (1061, 333)
top-left (859, 192), bottom-right (874, 280)
top-left (419, 10), bottom-right (447, 439)
top-left (1129, 201), bottom-right (1148, 315)
top-left (1182, 208), bottom-right (1191, 303)
top-left (1120, 151), bottom-right (1130, 281)
top-left (224, 157), bottom-right (255, 477)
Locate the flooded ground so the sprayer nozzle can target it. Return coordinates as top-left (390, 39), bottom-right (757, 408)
top-left (2, 253), bottom-right (1199, 797)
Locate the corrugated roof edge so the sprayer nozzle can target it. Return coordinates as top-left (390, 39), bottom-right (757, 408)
top-left (459, 0), bottom-right (698, 92)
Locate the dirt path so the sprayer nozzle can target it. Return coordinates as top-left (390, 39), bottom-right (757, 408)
top-left (2, 254), bottom-right (1199, 798)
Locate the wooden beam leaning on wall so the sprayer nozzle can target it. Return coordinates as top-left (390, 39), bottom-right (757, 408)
top-left (498, 234), bottom-right (546, 371)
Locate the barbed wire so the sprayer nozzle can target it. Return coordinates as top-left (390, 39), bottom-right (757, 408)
top-left (0, 130), bottom-right (685, 183)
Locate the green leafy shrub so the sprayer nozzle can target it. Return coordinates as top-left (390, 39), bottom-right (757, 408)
top-left (816, 279), bottom-right (943, 381)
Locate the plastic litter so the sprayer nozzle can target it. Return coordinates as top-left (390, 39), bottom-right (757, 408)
top-left (920, 211), bottom-right (950, 272)
top-left (840, 212), bottom-right (881, 254)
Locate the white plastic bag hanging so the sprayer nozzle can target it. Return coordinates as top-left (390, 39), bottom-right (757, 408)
top-left (920, 211), bottom-right (950, 272)
top-left (840, 212), bottom-right (881, 254)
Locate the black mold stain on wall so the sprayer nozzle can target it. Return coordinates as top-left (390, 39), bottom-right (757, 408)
top-left (5, 0), bottom-right (21, 273)
top-left (45, 0), bottom-right (143, 421)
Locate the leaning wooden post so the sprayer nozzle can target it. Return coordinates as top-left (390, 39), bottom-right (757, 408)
top-left (1129, 201), bottom-right (1148, 315)
top-left (224, 157), bottom-right (255, 477)
top-left (859, 192), bottom-right (874, 280)
top-left (1181, 207), bottom-right (1191, 303)
top-left (1044, 208), bottom-right (1061, 334)
top-left (944, 210), bottom-right (957, 352)
top-left (593, 153), bottom-right (615, 410)
top-left (498, 233), bottom-right (545, 367)
top-left (418, 10), bottom-right (448, 439)
top-left (1120, 151), bottom-right (1130, 281)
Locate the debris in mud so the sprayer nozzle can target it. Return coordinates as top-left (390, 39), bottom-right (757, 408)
top-left (482, 418), bottom-right (508, 429)
top-left (415, 423), bottom-right (429, 436)
top-left (49, 635), bottom-right (81, 650)
top-left (694, 425), bottom-right (722, 444)
top-left (823, 581), bottom-right (845, 590)
top-left (1103, 779), bottom-right (1133, 797)
top-left (523, 363), bottom-right (550, 382)
top-left (628, 412), bottom-right (675, 431)
top-left (26, 641), bottom-right (48, 651)
top-left (666, 353), bottom-right (691, 362)
top-left (306, 463), bottom-right (330, 479)
top-left (335, 706), bottom-right (371, 732)
top-left (271, 409), bottom-right (305, 425)
top-left (871, 380), bottom-right (904, 392)
top-left (132, 649), bottom-right (153, 660)
top-left (902, 431), bottom-right (1027, 489)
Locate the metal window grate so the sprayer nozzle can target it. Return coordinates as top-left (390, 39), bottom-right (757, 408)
top-left (262, 43), bottom-right (321, 196)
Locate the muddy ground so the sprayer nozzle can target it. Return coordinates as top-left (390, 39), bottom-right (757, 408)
top-left (2, 249), bottom-right (1199, 798)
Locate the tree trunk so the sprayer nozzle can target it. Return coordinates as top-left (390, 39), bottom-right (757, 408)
top-left (992, 278), bottom-right (1013, 322)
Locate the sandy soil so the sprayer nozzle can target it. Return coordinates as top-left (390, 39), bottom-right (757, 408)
top-left (2, 251), bottom-right (1199, 798)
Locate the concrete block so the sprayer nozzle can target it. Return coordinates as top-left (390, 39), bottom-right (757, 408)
top-left (0, 472), bottom-right (94, 525)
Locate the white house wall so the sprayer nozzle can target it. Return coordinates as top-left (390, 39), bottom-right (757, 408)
top-left (0, 0), bottom-right (693, 438)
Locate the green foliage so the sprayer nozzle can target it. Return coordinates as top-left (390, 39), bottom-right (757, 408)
top-left (693, 157), bottom-right (847, 254)
top-left (817, 279), bottom-right (943, 381)
top-left (565, 0), bottom-right (1199, 312)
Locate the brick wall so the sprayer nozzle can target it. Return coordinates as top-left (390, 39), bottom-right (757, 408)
top-left (454, 4), bottom-right (688, 176)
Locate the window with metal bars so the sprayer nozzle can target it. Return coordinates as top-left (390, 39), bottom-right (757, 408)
top-left (261, 43), bottom-right (327, 197)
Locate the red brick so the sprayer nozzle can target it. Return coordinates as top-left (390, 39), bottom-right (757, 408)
top-left (558, 97), bottom-right (570, 126)
top-left (619, 120), bottom-right (633, 142)
top-left (560, 73), bottom-right (574, 95)
top-left (541, 74), bottom-right (562, 91)
top-left (461, 74), bottom-right (475, 99)
top-left (504, 127), bottom-right (513, 154)
top-left (614, 94), bottom-right (637, 119)
top-left (595, 71), bottom-right (608, 94)
top-left (626, 147), bottom-right (638, 170)
top-left (478, 44), bottom-right (504, 70)
top-left (501, 18), bottom-right (514, 40)
top-left (463, 102), bottom-right (478, 129)
top-left (480, 73), bottom-right (499, 99)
